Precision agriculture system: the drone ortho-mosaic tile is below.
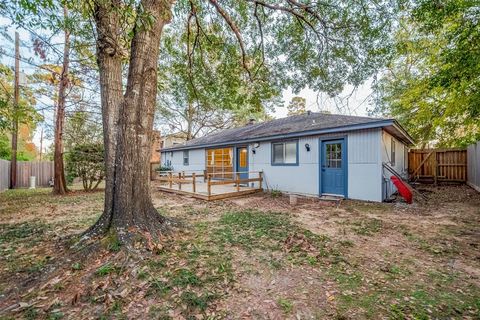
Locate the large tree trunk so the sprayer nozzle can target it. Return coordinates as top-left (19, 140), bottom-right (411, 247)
top-left (53, 4), bottom-right (70, 195)
top-left (86, 0), bottom-right (173, 243)
top-left (85, 0), bottom-right (124, 236)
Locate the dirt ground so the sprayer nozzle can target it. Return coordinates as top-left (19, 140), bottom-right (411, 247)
top-left (0, 184), bottom-right (479, 319)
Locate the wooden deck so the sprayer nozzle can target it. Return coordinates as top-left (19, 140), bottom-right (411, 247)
top-left (155, 171), bottom-right (263, 201)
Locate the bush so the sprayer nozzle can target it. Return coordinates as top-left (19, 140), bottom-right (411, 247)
top-left (156, 165), bottom-right (173, 172)
top-left (66, 143), bottom-right (105, 191)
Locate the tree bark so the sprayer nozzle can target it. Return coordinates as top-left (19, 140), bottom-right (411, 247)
top-left (53, 4), bottom-right (70, 195)
top-left (85, 0), bottom-right (174, 243)
top-left (84, 0), bottom-right (124, 236)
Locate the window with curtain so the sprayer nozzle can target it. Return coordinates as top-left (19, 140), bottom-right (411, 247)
top-left (272, 141), bottom-right (298, 165)
top-left (183, 150), bottom-right (189, 166)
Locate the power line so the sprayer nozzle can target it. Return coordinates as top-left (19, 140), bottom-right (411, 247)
top-left (0, 49), bottom-right (101, 95)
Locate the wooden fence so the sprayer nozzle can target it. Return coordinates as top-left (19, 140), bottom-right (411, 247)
top-left (467, 142), bottom-right (480, 192)
top-left (408, 148), bottom-right (467, 183)
top-left (0, 160), bottom-right (54, 191)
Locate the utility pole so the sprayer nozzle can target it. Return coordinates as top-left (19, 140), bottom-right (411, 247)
top-left (10, 31), bottom-right (19, 189)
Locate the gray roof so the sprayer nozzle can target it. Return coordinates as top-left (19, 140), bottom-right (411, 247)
top-left (162, 113), bottom-right (413, 151)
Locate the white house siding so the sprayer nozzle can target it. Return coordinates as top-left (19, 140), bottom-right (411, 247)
top-left (248, 128), bottom-right (383, 201)
top-left (380, 130), bottom-right (408, 199)
top-left (162, 148), bottom-right (205, 172)
top-left (347, 129), bottom-right (383, 202)
top-left (248, 136), bottom-right (319, 195)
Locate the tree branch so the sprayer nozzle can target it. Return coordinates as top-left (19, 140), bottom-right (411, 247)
top-left (208, 0), bottom-right (252, 80)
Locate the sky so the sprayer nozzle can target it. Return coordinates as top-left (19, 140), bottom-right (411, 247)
top-left (1, 20), bottom-right (374, 153)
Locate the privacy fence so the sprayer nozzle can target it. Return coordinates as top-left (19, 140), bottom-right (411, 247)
top-left (0, 160), bottom-right (54, 191)
top-left (467, 141), bottom-right (480, 192)
top-left (408, 148), bottom-right (467, 183)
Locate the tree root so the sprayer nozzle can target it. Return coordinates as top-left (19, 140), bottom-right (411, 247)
top-left (73, 207), bottom-right (183, 252)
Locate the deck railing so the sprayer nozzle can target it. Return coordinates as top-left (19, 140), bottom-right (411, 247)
top-left (156, 170), bottom-right (263, 196)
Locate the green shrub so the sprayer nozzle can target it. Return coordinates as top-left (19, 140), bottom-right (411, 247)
top-left (65, 143), bottom-right (104, 191)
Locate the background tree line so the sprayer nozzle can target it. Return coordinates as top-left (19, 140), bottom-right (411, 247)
top-left (373, 0), bottom-right (479, 147)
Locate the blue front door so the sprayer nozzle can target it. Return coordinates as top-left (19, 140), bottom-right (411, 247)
top-left (236, 147), bottom-right (249, 180)
top-left (321, 139), bottom-right (346, 196)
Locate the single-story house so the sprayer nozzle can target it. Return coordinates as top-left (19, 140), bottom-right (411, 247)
top-left (160, 112), bottom-right (414, 202)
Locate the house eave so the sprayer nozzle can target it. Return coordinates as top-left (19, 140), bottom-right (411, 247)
top-left (392, 120), bottom-right (415, 145)
top-left (161, 119), bottom-right (397, 153)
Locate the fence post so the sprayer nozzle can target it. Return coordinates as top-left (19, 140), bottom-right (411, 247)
top-left (259, 171), bottom-right (263, 189)
top-left (168, 172), bottom-right (172, 189)
top-left (203, 170), bottom-right (207, 182)
top-left (178, 172), bottom-right (182, 190)
top-left (192, 172), bottom-right (196, 193)
top-left (207, 175), bottom-right (211, 197)
top-left (236, 173), bottom-right (240, 192)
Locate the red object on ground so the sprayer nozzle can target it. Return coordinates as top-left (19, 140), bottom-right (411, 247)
top-left (390, 176), bottom-right (413, 204)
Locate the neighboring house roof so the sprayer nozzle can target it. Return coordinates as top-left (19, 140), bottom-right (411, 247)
top-left (162, 113), bottom-right (414, 152)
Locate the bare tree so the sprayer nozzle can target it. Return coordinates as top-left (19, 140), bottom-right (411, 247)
top-left (157, 101), bottom-right (237, 140)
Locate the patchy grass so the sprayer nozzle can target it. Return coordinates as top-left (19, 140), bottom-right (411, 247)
top-left (277, 298), bottom-right (293, 314)
top-left (95, 263), bottom-right (118, 276)
top-left (0, 185), bottom-right (479, 319)
top-left (351, 217), bottom-right (383, 236)
top-left (214, 210), bottom-right (291, 250)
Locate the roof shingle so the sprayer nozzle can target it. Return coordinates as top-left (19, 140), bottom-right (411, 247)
top-left (162, 113), bottom-right (393, 151)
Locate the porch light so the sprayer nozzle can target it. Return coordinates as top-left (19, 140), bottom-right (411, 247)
top-left (305, 143), bottom-right (311, 152)
top-left (252, 142), bottom-right (260, 154)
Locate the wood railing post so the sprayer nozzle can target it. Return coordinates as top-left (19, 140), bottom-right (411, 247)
top-left (168, 172), bottom-right (172, 189)
top-left (192, 172), bottom-right (196, 193)
top-left (178, 172), bottom-right (182, 190)
top-left (203, 170), bottom-right (207, 182)
top-left (236, 173), bottom-right (240, 192)
top-left (207, 175), bottom-right (212, 197)
top-left (259, 171), bottom-right (263, 189)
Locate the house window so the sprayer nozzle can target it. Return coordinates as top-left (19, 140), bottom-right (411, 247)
top-left (183, 150), bottom-right (189, 166)
top-left (272, 140), bottom-right (298, 165)
top-left (239, 148), bottom-right (247, 168)
top-left (326, 143), bottom-right (342, 168)
top-left (391, 139), bottom-right (396, 167)
top-left (206, 148), bottom-right (233, 179)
